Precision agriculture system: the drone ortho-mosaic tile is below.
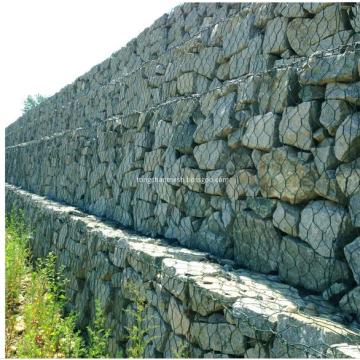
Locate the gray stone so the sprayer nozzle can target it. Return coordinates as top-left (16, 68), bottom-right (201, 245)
top-left (177, 72), bottom-right (196, 95)
top-left (143, 149), bottom-right (164, 172)
top-left (274, 3), bottom-right (307, 17)
top-left (272, 312), bottom-right (360, 358)
top-left (326, 82), bottom-right (360, 106)
top-left (226, 170), bottom-right (259, 199)
top-left (273, 202), bottom-right (301, 237)
top-left (313, 142), bottom-right (339, 174)
top-left (279, 101), bottom-right (321, 151)
top-left (258, 146), bottom-right (318, 204)
top-left (339, 286), bottom-right (360, 321)
top-left (335, 113), bottom-right (360, 162)
top-left (279, 235), bottom-right (351, 292)
top-left (204, 169), bottom-right (227, 196)
top-left (154, 120), bottom-right (173, 149)
top-left (350, 192), bottom-right (360, 227)
top-left (236, 75), bottom-right (261, 109)
top-left (323, 282), bottom-right (351, 302)
top-left (299, 85), bottom-right (325, 102)
top-left (182, 167), bottom-right (205, 193)
top-left (245, 197), bottom-right (277, 219)
top-left (189, 320), bottom-right (246, 355)
top-left (212, 93), bottom-right (237, 139)
top-left (242, 113), bottom-right (281, 151)
top-left (233, 210), bottom-right (281, 273)
top-left (286, 5), bottom-right (348, 56)
top-left (315, 170), bottom-right (347, 204)
top-left (344, 237), bottom-right (360, 285)
top-left (184, 190), bottom-right (210, 218)
top-left (194, 140), bottom-right (230, 170)
top-left (259, 68), bottom-right (298, 114)
top-left (299, 200), bottom-right (355, 258)
top-left (171, 119), bottom-right (196, 154)
top-left (319, 100), bottom-right (352, 137)
top-left (336, 159), bottom-right (360, 198)
top-left (327, 344), bottom-right (360, 359)
top-left (263, 17), bottom-right (289, 55)
top-left (300, 52), bottom-right (359, 85)
top-left (167, 296), bottom-right (191, 336)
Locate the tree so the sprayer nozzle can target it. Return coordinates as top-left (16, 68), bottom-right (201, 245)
top-left (22, 94), bottom-right (47, 113)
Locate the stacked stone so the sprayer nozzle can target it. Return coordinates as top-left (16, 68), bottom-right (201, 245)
top-left (5, 184), bottom-right (360, 358)
top-left (5, 2), bottom-right (360, 351)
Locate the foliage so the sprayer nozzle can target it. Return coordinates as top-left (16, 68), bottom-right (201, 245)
top-left (124, 285), bottom-right (154, 358)
top-left (22, 94), bottom-right (47, 113)
top-left (86, 300), bottom-right (111, 358)
top-left (5, 210), bottom-right (115, 358)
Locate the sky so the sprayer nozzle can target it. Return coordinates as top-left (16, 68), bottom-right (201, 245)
top-left (0, 0), bottom-right (181, 128)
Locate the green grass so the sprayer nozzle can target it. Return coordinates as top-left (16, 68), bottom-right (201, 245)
top-left (5, 211), bottom-right (111, 358)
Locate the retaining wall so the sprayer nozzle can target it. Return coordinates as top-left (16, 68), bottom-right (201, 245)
top-left (5, 2), bottom-right (360, 357)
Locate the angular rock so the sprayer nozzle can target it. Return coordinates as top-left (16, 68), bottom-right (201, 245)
top-left (326, 82), bottom-right (360, 106)
top-left (279, 235), bottom-right (351, 292)
top-left (335, 113), bottom-right (360, 162)
top-left (300, 52), bottom-right (359, 85)
top-left (327, 344), bottom-right (360, 359)
top-left (143, 149), bottom-right (164, 172)
top-left (242, 112), bottom-right (281, 151)
top-left (273, 201), bottom-right (301, 237)
top-left (154, 120), bottom-right (173, 149)
top-left (226, 170), bottom-right (259, 199)
top-left (184, 190), bottom-right (210, 218)
top-left (279, 101), bottom-right (321, 151)
top-left (177, 72), bottom-right (196, 95)
top-left (272, 312), bottom-right (360, 357)
top-left (315, 170), bottom-right (347, 204)
top-left (258, 146), bottom-right (318, 204)
top-left (190, 320), bottom-right (246, 355)
top-left (274, 3), bottom-right (307, 17)
top-left (350, 192), bottom-right (360, 227)
top-left (171, 119), bottom-right (196, 154)
top-left (299, 200), bottom-right (355, 258)
top-left (204, 169), bottom-right (227, 196)
top-left (167, 296), bottom-right (191, 336)
top-left (182, 167), bottom-right (205, 192)
top-left (263, 17), bottom-right (289, 55)
top-left (194, 140), bottom-right (230, 170)
top-left (312, 141), bottom-right (339, 174)
top-left (233, 210), bottom-right (281, 273)
top-left (236, 75), bottom-right (261, 109)
top-left (339, 286), bottom-right (360, 321)
top-left (244, 197), bottom-right (277, 219)
top-left (344, 237), bottom-right (360, 285)
top-left (336, 159), bottom-right (360, 198)
top-left (286, 5), bottom-right (349, 56)
top-left (259, 68), bottom-right (298, 114)
top-left (319, 100), bottom-right (352, 137)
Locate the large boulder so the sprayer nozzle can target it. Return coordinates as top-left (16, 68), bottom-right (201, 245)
top-left (326, 82), bottom-right (360, 106)
top-left (335, 113), bottom-right (360, 162)
top-left (299, 200), bottom-right (356, 258)
top-left (339, 286), bottom-right (360, 322)
top-left (233, 210), bottom-right (281, 273)
top-left (299, 52), bottom-right (359, 85)
top-left (319, 100), bottom-right (352, 136)
top-left (344, 237), bottom-right (360, 285)
top-left (279, 101), bottom-right (321, 151)
top-left (286, 4), bottom-right (349, 56)
top-left (258, 146), bottom-right (318, 204)
top-left (336, 159), bottom-right (360, 198)
top-left (194, 140), bottom-right (230, 170)
top-left (279, 235), bottom-right (351, 292)
top-left (242, 112), bottom-right (281, 151)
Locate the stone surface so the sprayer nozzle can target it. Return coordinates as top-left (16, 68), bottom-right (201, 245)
top-left (193, 140), bottom-right (230, 170)
top-left (279, 235), bottom-right (351, 292)
top-left (335, 113), bottom-right (360, 162)
top-left (326, 82), bottom-right (360, 106)
top-left (344, 237), bottom-right (360, 285)
top-left (272, 201), bottom-right (301, 237)
top-left (258, 146), bottom-right (318, 204)
top-left (233, 210), bottom-right (281, 273)
top-left (299, 200), bottom-right (355, 258)
top-left (349, 192), bottom-right (360, 227)
top-left (340, 287), bottom-right (360, 322)
top-left (279, 101), bottom-right (321, 151)
top-left (300, 52), bottom-right (359, 85)
top-left (336, 159), bottom-right (360, 198)
top-left (242, 113), bottom-right (281, 151)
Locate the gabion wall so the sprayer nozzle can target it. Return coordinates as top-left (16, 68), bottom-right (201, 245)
top-left (5, 3), bottom-right (360, 357)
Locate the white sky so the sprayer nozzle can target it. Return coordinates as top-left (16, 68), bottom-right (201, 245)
top-left (0, 0), bottom-right (181, 129)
